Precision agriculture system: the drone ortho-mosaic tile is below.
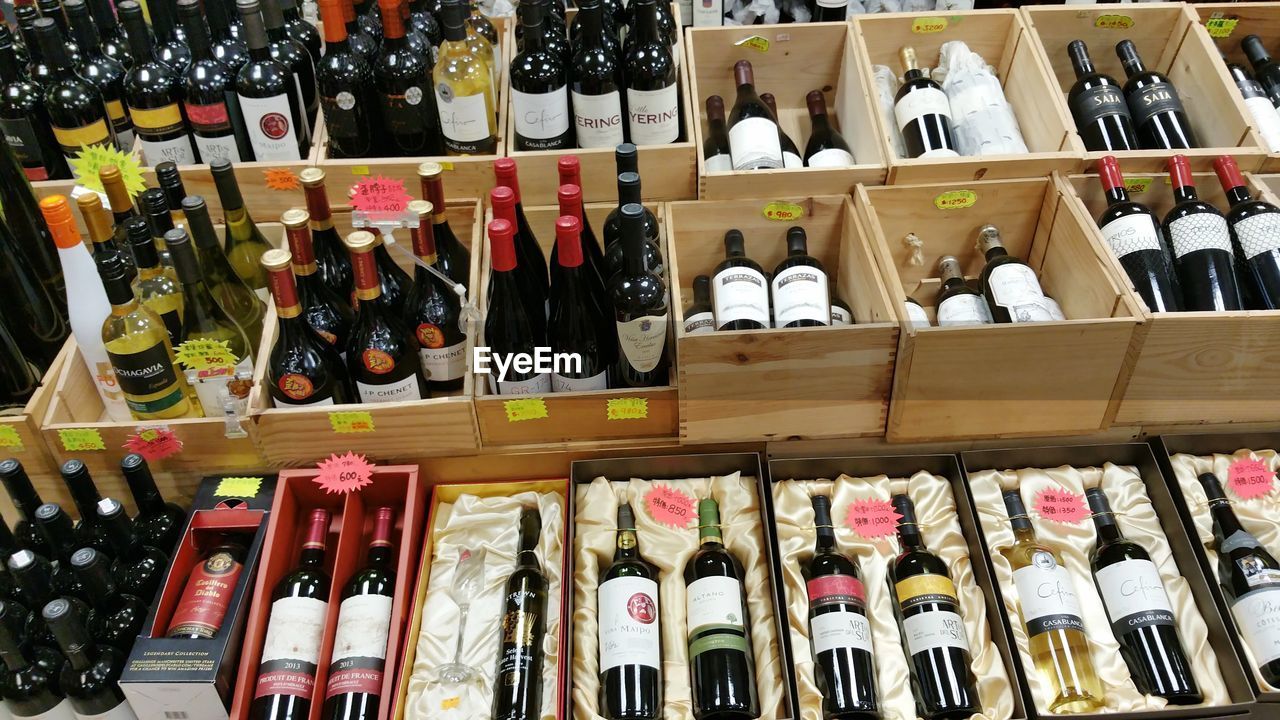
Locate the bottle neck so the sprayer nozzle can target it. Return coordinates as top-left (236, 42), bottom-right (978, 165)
top-left (1227, 185), bottom-right (1252, 206)
top-left (67, 14), bottom-right (100, 59)
top-left (578, 6), bottom-right (602, 47)
top-left (633, 1), bottom-right (660, 43)
top-left (1208, 497), bottom-right (1246, 538)
top-left (1173, 185), bottom-right (1198, 204)
top-left (614, 527), bottom-right (638, 560)
top-left (185, 16), bottom-right (215, 61)
top-left (0, 43), bottom-right (19, 83)
top-left (351, 250), bottom-right (383, 302)
top-left (897, 525), bottom-right (924, 550)
top-left (1105, 186), bottom-right (1129, 205)
top-left (1070, 51), bottom-right (1094, 79)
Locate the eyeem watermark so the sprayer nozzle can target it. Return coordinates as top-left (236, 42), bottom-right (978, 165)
top-left (473, 347), bottom-right (583, 382)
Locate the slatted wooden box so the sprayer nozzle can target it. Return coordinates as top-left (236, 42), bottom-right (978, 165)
top-left (0, 344), bottom-right (67, 477)
top-left (685, 21), bottom-right (888, 200)
top-left (856, 177), bottom-right (1141, 442)
top-left (1196, 2), bottom-right (1280, 173)
top-left (665, 195), bottom-right (898, 443)
top-left (1023, 3), bottom-right (1266, 174)
top-left (853, 9), bottom-right (1082, 184)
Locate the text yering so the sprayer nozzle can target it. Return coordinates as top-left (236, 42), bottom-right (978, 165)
top-left (578, 113), bottom-right (622, 129)
top-left (630, 105), bottom-right (679, 126)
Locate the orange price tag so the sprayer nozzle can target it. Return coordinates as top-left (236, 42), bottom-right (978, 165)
top-left (263, 168), bottom-right (300, 191)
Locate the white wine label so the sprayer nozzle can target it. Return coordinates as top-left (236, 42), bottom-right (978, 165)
top-left (783, 151), bottom-right (804, 169)
top-left (816, 0), bottom-right (846, 7)
top-left (493, 373), bottom-right (552, 395)
top-left (512, 85), bottom-right (571, 141)
top-left (436, 89), bottom-right (491, 143)
top-left (713, 266), bottom-right (770, 328)
top-left (807, 147), bottom-right (856, 168)
top-left (1233, 212), bottom-right (1280, 260)
top-left (1013, 555), bottom-right (1086, 637)
top-left (1168, 213), bottom-right (1232, 258)
top-left (1232, 586), bottom-right (1280, 665)
top-left (727, 116), bottom-right (783, 170)
top-left (238, 93), bottom-right (302, 161)
top-left (420, 340), bottom-right (467, 383)
top-left (598, 575), bottom-right (661, 671)
top-left (904, 301), bottom-right (929, 328)
top-left (683, 311), bottom-right (715, 335)
top-left (25, 698), bottom-right (76, 720)
top-left (72, 701), bottom-right (136, 720)
top-left (617, 314), bottom-right (668, 373)
top-left (895, 87), bottom-right (952, 131)
top-left (325, 593), bottom-right (393, 698)
top-left (1245, 95), bottom-right (1280, 153)
top-left (1041, 296), bottom-right (1066, 321)
top-left (902, 609), bottom-right (970, 656)
top-left (255, 595), bottom-right (328, 699)
top-left (1095, 559), bottom-right (1175, 636)
top-left (692, 0), bottom-right (722, 26)
top-left (1101, 213), bottom-right (1164, 258)
top-left (831, 305), bottom-right (853, 325)
top-left (193, 132), bottom-right (243, 165)
top-left (772, 265), bottom-right (830, 326)
top-left (552, 371), bottom-right (608, 392)
top-left (809, 610), bottom-right (873, 655)
top-left (138, 133), bottom-right (197, 166)
top-left (987, 263), bottom-right (1050, 321)
top-left (705, 152), bottom-right (732, 172)
top-left (573, 90), bottom-right (625, 148)
top-left (685, 575), bottom-right (745, 635)
top-left (627, 85), bottom-right (680, 146)
top-left (936, 294), bottom-right (992, 326)
top-left (357, 373), bottom-right (422, 403)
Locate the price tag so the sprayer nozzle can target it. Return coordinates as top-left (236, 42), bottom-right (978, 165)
top-left (1124, 177), bottom-right (1153, 194)
top-left (1228, 458), bottom-right (1275, 500)
top-left (349, 176), bottom-right (413, 223)
top-left (734, 35), bottom-right (769, 53)
top-left (763, 201), bottom-right (804, 221)
top-left (844, 498), bottom-right (901, 538)
top-left (439, 162), bottom-right (454, 171)
top-left (0, 426), bottom-right (23, 451)
top-left (68, 144), bottom-right (145, 196)
top-left (264, 168), bottom-right (300, 191)
top-left (606, 397), bottom-right (648, 420)
top-left (912, 16), bottom-right (948, 33)
top-left (1094, 14), bottom-right (1134, 30)
top-left (124, 427), bottom-right (184, 462)
top-left (329, 411), bottom-right (375, 433)
top-left (351, 166), bottom-right (370, 176)
top-left (645, 484), bottom-right (697, 528)
top-left (504, 398), bottom-right (548, 422)
top-left (214, 476), bottom-right (263, 498)
top-left (441, 698), bottom-right (461, 711)
top-left (1205, 17), bottom-right (1238, 39)
top-left (934, 189), bottom-right (977, 210)
top-left (58, 428), bottom-right (105, 452)
top-left (175, 338), bottom-right (237, 372)
top-left (315, 451), bottom-right (376, 494)
top-left (1033, 485), bottom-right (1089, 525)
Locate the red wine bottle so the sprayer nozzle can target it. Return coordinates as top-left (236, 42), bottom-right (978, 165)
top-left (0, 25), bottom-right (71, 181)
top-left (490, 508), bottom-right (547, 720)
top-left (0, 599), bottom-right (70, 719)
top-left (895, 46), bottom-right (956, 159)
top-left (977, 226), bottom-right (1057, 323)
top-left (1094, 155), bottom-right (1180, 313)
top-left (315, 0), bottom-right (379, 158)
top-left (43, 599), bottom-right (132, 719)
top-left (166, 536), bottom-right (248, 639)
top-left (556, 156), bottom-right (606, 281)
top-left (1116, 40), bottom-right (1196, 150)
top-left (0, 460), bottom-right (53, 557)
top-left (1161, 154), bottom-right (1242, 311)
top-left (281, 0), bottom-right (322, 64)
top-left (282, 210), bottom-right (355, 352)
top-left (64, 0), bottom-right (134, 150)
top-left (263, 247), bottom-right (354, 407)
top-left (803, 91), bottom-right (854, 168)
top-left (933, 255), bottom-right (990, 326)
top-left (403, 200), bottom-right (466, 393)
top-left (299, 168), bottom-right (355, 301)
top-left (208, 0), bottom-right (250, 71)
top-left (252, 509), bottom-right (333, 720)
top-left (1243, 35), bottom-right (1280, 108)
top-left (418, 162), bottom-right (471, 287)
top-left (85, 0), bottom-right (133, 68)
top-left (148, 0), bottom-right (192, 74)
top-left (484, 218), bottom-right (550, 395)
top-left (120, 454), bottom-right (186, 554)
top-left (32, 504), bottom-right (90, 603)
top-left (569, 0), bottom-right (624, 149)
top-left (603, 144), bottom-right (660, 248)
top-left (33, 17), bottom-right (117, 168)
top-left (59, 461), bottom-right (112, 557)
top-left (682, 275), bottom-right (714, 336)
top-left (703, 95), bottom-right (731, 171)
top-left (1066, 40), bottom-right (1137, 152)
top-left (374, 0), bottom-right (442, 156)
top-left (772, 227), bottom-right (831, 328)
top-left (344, 231), bottom-right (428, 403)
top-left (494, 159), bottom-right (550, 300)
top-left (261, 0), bottom-right (317, 126)
top-left (70, 548), bottom-right (146, 654)
top-left (711, 230), bottom-right (768, 331)
top-left (725, 60), bottom-right (781, 170)
top-left (623, 0), bottom-right (679, 146)
top-left (491, 185), bottom-right (548, 342)
top-left (551, 183), bottom-right (607, 304)
top-left (177, 0), bottom-right (253, 163)
top-left (511, 0), bottom-right (572, 150)
top-left (610, 203), bottom-right (668, 387)
top-left (235, 0), bottom-right (310, 161)
top-left (119, 1), bottom-right (198, 166)
top-left (549, 215), bottom-right (612, 391)
top-left (598, 503), bottom-right (661, 719)
top-left (99, 498), bottom-right (169, 601)
top-left (1214, 154), bottom-right (1280, 310)
top-left (759, 93), bottom-right (803, 169)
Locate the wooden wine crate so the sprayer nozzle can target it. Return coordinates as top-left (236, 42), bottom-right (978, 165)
top-left (1022, 3), bottom-right (1267, 174)
top-left (685, 21), bottom-right (888, 200)
top-left (472, 201), bottom-right (680, 447)
top-left (856, 177), bottom-right (1141, 442)
top-left (1196, 2), bottom-right (1280, 173)
top-left (0, 343), bottom-right (68, 478)
top-left (1061, 169), bottom-right (1280, 428)
top-left (853, 9), bottom-right (1082, 185)
top-left (247, 201), bottom-right (483, 466)
top-left (665, 195), bottom-right (899, 444)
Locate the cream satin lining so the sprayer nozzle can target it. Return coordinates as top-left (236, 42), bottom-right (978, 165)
top-left (772, 472), bottom-right (1015, 720)
top-left (1169, 449), bottom-right (1280, 692)
top-left (405, 491), bottom-right (565, 720)
top-left (570, 473), bottom-right (786, 720)
top-left (970, 464), bottom-right (1228, 713)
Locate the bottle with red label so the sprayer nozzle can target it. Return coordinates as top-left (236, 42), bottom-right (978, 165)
top-left (299, 168), bottom-right (355, 302)
top-left (262, 247), bottom-right (353, 408)
top-left (176, 0), bottom-right (253, 163)
top-left (598, 502), bottom-right (661, 719)
top-left (344, 231), bottom-right (428, 404)
top-left (403, 200), bottom-right (466, 393)
top-left (166, 536), bottom-right (249, 640)
top-left (281, 210), bottom-right (354, 355)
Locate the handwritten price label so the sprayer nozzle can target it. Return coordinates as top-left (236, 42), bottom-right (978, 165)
top-left (1124, 177), bottom-right (1153, 194)
top-left (934, 189), bottom-right (977, 210)
top-left (646, 484), bottom-right (697, 529)
top-left (504, 398), bottom-right (548, 422)
top-left (911, 16), bottom-right (948, 33)
top-left (0, 426), bottom-right (23, 451)
top-left (1094, 14), bottom-right (1134, 30)
top-left (68, 144), bottom-right (145, 196)
top-left (349, 176), bottom-right (413, 222)
top-left (1033, 485), bottom-right (1089, 525)
top-left (1205, 17), bottom-right (1239, 39)
top-left (214, 476), bottom-right (263, 498)
top-left (734, 35), bottom-right (769, 53)
top-left (175, 338), bottom-right (237, 372)
top-left (844, 498), bottom-right (901, 539)
top-left (763, 201), bottom-right (804, 221)
top-left (1228, 458), bottom-right (1275, 500)
top-left (315, 451), bottom-right (375, 494)
top-left (606, 397), bottom-right (648, 420)
top-left (329, 411), bottom-right (375, 433)
top-left (124, 427), bottom-right (183, 462)
top-left (58, 428), bottom-right (105, 452)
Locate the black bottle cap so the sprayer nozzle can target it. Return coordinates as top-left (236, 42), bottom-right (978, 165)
top-left (126, 216), bottom-right (161, 268)
top-left (6, 549), bottom-right (34, 574)
top-left (723, 229), bottom-right (745, 257)
top-left (1115, 39), bottom-right (1142, 71)
top-left (1003, 490), bottom-right (1033, 531)
top-left (33, 503), bottom-right (75, 556)
top-left (0, 459), bottom-right (39, 515)
top-left (615, 143), bottom-right (638, 175)
top-left (693, 274), bottom-right (710, 301)
top-left (155, 161), bottom-right (187, 212)
top-left (69, 547), bottom-right (100, 570)
top-left (60, 459), bottom-right (87, 482)
top-left (617, 171), bottom-right (641, 204)
top-left (210, 160), bottom-right (245, 211)
top-left (167, 228), bottom-right (202, 284)
top-left (1199, 472), bottom-right (1228, 501)
top-left (1085, 488), bottom-right (1116, 527)
top-left (95, 497), bottom-right (125, 521)
top-left (439, 0), bottom-right (467, 40)
top-left (518, 0), bottom-right (542, 28)
top-left (616, 502), bottom-right (635, 530)
top-left (518, 507), bottom-right (541, 552)
top-left (786, 226), bottom-right (807, 254)
top-left (891, 493), bottom-right (916, 524)
top-left (141, 187), bottom-right (172, 226)
top-left (97, 252), bottom-right (133, 304)
top-left (1243, 35), bottom-right (1270, 65)
top-left (117, 1), bottom-right (152, 56)
top-left (32, 18), bottom-right (67, 68)
top-left (0, 600), bottom-right (24, 670)
top-left (70, 547), bottom-right (116, 599)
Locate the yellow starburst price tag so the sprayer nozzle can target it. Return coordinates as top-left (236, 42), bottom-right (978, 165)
top-left (68, 145), bottom-right (145, 196)
top-left (214, 477), bottom-right (263, 497)
top-left (735, 35), bottom-right (769, 53)
top-left (0, 426), bottom-right (23, 450)
top-left (1205, 17), bottom-right (1238, 39)
top-left (504, 398), bottom-right (548, 422)
top-left (174, 338), bottom-right (237, 372)
top-left (606, 397), bottom-right (648, 420)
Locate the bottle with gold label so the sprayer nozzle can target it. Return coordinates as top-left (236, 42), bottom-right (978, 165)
top-left (344, 230), bottom-right (428, 403)
top-left (99, 164), bottom-right (142, 251)
top-left (64, 0), bottom-right (135, 150)
top-left (299, 167), bottom-right (354, 302)
top-left (491, 507), bottom-right (546, 720)
top-left (280, 210), bottom-right (353, 355)
top-left (262, 248), bottom-right (352, 407)
top-left (119, 1), bottom-right (198, 165)
top-left (126, 218), bottom-right (184, 345)
top-left (33, 18), bottom-right (117, 170)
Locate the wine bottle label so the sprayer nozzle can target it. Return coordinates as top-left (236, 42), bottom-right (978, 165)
top-left (1130, 83), bottom-right (1187, 128)
top-left (1100, 213), bottom-right (1164, 258)
top-left (808, 574), bottom-right (866, 608)
top-left (809, 610), bottom-right (873, 654)
top-left (713, 266), bottom-right (770, 327)
top-left (273, 372), bottom-right (331, 405)
top-left (186, 101), bottom-right (244, 164)
top-left (152, 306), bottom-right (183, 343)
top-left (936, 294), bottom-right (992, 326)
top-left (727, 117), bottom-right (783, 171)
top-left (807, 147), bottom-right (856, 168)
top-left (512, 85), bottom-right (572, 147)
top-left (273, 394), bottom-right (334, 408)
top-left (572, 89), bottom-right (625, 148)
top-left (772, 265), bottom-right (830, 326)
top-left (493, 373), bottom-right (552, 395)
top-left (598, 575), bottom-right (661, 671)
top-left (383, 85), bottom-right (433, 143)
top-left (107, 344), bottom-right (187, 415)
top-left (894, 87), bottom-right (952, 131)
top-left (0, 117), bottom-right (51, 180)
top-left (1167, 213), bottom-right (1232, 258)
top-left (705, 152), bottom-right (732, 172)
top-left (132, 104), bottom-right (198, 166)
top-left (1222, 529), bottom-right (1266, 557)
top-left (902, 609), bottom-right (970, 655)
top-left (320, 91), bottom-right (363, 140)
top-left (627, 85), bottom-right (680, 146)
top-left (683, 311), bottom-right (715, 335)
top-left (325, 593), bottom-right (393, 699)
top-left (783, 151), bottom-right (804, 169)
top-left (418, 334), bottom-right (467, 383)
top-left (686, 575), bottom-right (746, 636)
top-left (831, 305), bottom-right (853, 325)
top-left (1232, 586), bottom-right (1280, 665)
top-left (17, 697), bottom-right (75, 720)
top-left (1012, 553), bottom-right (1086, 637)
top-left (1095, 558), bottom-right (1175, 636)
top-left (52, 118), bottom-right (111, 159)
top-left (1244, 95), bottom-right (1280, 153)
top-left (1069, 84), bottom-right (1130, 127)
top-left (1232, 212), bottom-right (1280, 260)
top-left (191, 355), bottom-right (253, 416)
top-left (436, 88), bottom-right (494, 154)
top-left (72, 700), bottom-right (137, 720)
top-left (552, 371), bottom-right (608, 392)
top-left (919, 147), bottom-right (960, 159)
top-left (617, 313), bottom-right (668, 373)
top-left (238, 93), bottom-right (302, 161)
top-left (255, 595), bottom-right (328, 699)
top-left (357, 372), bottom-right (422, 404)
top-left (987, 264), bottom-right (1054, 322)
top-left (166, 549), bottom-right (244, 638)
top-left (896, 573), bottom-right (959, 608)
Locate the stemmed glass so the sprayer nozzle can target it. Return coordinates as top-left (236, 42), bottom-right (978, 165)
top-left (435, 547), bottom-right (486, 684)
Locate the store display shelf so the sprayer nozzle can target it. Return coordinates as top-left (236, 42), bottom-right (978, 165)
top-left (1197, 2), bottom-right (1280, 174)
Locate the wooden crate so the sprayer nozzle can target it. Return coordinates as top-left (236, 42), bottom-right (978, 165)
top-left (247, 201), bottom-right (483, 466)
top-left (472, 202), bottom-right (679, 446)
top-left (1197, 2), bottom-right (1280, 173)
top-left (0, 343), bottom-right (68, 477)
top-left (665, 195), bottom-right (898, 443)
top-left (1061, 168), bottom-right (1280, 428)
top-left (1022, 3), bottom-right (1266, 174)
top-left (685, 22), bottom-right (888, 200)
top-left (853, 9), bottom-right (1081, 184)
top-left (856, 177), bottom-right (1141, 442)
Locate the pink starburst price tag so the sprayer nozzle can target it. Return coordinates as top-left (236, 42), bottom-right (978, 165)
top-left (1228, 458), bottom-right (1276, 500)
top-left (844, 498), bottom-right (901, 538)
top-left (314, 452), bottom-right (375, 494)
top-left (645, 484), bottom-right (697, 529)
top-left (1033, 485), bottom-right (1089, 525)
top-left (349, 176), bottom-right (413, 223)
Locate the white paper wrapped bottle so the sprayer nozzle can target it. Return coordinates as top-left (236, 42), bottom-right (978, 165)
top-left (935, 40), bottom-right (1027, 157)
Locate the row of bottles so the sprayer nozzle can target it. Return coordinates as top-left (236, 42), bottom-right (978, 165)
top-left (1066, 40), bottom-right (1197, 152)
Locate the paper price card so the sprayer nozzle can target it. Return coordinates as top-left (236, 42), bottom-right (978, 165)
top-left (1033, 485), bottom-right (1089, 525)
top-left (606, 397), bottom-right (648, 420)
top-left (59, 428), bottom-right (105, 452)
top-left (504, 398), bottom-right (548, 422)
top-left (349, 176), bottom-right (413, 222)
top-left (912, 16), bottom-right (948, 33)
top-left (934, 190), bottom-right (977, 210)
top-left (214, 476), bottom-right (263, 498)
top-left (330, 411), bottom-right (375, 433)
top-left (315, 451), bottom-right (375, 494)
top-left (1124, 177), bottom-right (1153, 194)
top-left (69, 144), bottom-right (144, 196)
top-left (264, 168), bottom-right (300, 191)
top-left (1228, 458), bottom-right (1275, 500)
top-left (124, 427), bottom-right (183, 462)
top-left (175, 338), bottom-right (237, 372)
top-left (0, 426), bottom-right (23, 451)
top-left (763, 202), bottom-right (804, 221)
top-left (1205, 17), bottom-right (1239, 39)
top-left (734, 35), bottom-right (769, 53)
top-left (845, 498), bottom-right (901, 538)
top-left (646, 484), bottom-right (697, 528)
top-left (1094, 14), bottom-right (1134, 30)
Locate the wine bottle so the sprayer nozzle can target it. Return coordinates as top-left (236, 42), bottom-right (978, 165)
top-left (433, 0), bottom-right (497, 155)
top-left (1066, 40), bottom-right (1138, 152)
top-left (418, 162), bottom-right (471, 287)
top-left (0, 518), bottom-right (19, 603)
top-left (1215, 154), bottom-right (1280, 310)
top-left (120, 454), bottom-right (186, 553)
top-left (64, 0), bottom-right (134, 150)
top-left (803, 90), bottom-right (855, 168)
top-left (0, 215), bottom-right (66, 372)
top-left (365, 231), bottom-right (413, 316)
top-left (624, 0), bottom-right (679, 146)
top-left (889, 494), bottom-right (979, 720)
top-left (403, 201), bottom-right (466, 393)
top-left (98, 498), bottom-right (168, 601)
top-left (570, 0), bottom-right (624, 149)
top-left (493, 164), bottom-right (551, 319)
top-left (0, 461), bottom-right (53, 558)
top-left (340, 0), bottom-right (379, 65)
top-left (725, 60), bottom-right (780, 170)
top-left (352, 0), bottom-right (382, 40)
top-left (344, 231), bottom-right (429, 403)
top-left (235, 0), bottom-right (310, 160)
top-left (157, 160), bottom-right (190, 230)
top-left (772, 227), bottom-right (830, 328)
top-left (491, 186), bottom-right (548, 340)
top-left (300, 168), bottom-right (355, 300)
top-left (0, 25), bottom-right (71, 180)
top-left (86, 0), bottom-right (132, 69)
top-left (118, 1), bottom-right (198, 166)
top-left (213, 160), bottom-right (273, 302)
top-left (15, 7), bottom-right (53, 87)
top-left (1002, 491), bottom-right (1103, 713)
top-left (549, 215), bottom-right (612, 392)
top-left (603, 145), bottom-right (661, 248)
top-left (408, 0), bottom-right (441, 59)
top-left (1199, 472), bottom-right (1280, 685)
top-left (683, 275), bottom-right (714, 335)
top-left (463, 3), bottom-right (500, 93)
top-left (165, 535), bottom-right (248, 639)
top-left (9, 550), bottom-right (79, 651)
top-left (0, 599), bottom-right (73, 720)
top-left (281, 209), bottom-right (353, 353)
top-left (712, 229), bottom-right (769, 331)
top-left (511, 1), bottom-right (572, 151)
top-left (36, 2), bottom-right (85, 76)
top-left (759, 93), bottom-right (802, 169)
top-left (806, 495), bottom-right (876, 719)
top-left (1224, 59), bottom-right (1280, 154)
top-left (33, 18), bottom-right (116, 169)
top-left (126, 220), bottom-right (184, 345)
top-left (683, 498), bottom-right (759, 718)
top-left (183, 195), bottom-right (267, 344)
top-left (703, 94), bottom-right (732, 171)
top-left (78, 194), bottom-right (135, 290)
top-left (261, 0), bottom-right (317, 126)
top-left (263, 247), bottom-right (353, 407)
top-left (375, 0), bottom-right (443, 157)
top-left (99, 164), bottom-right (141, 253)
top-left (977, 225), bottom-right (1057, 323)
top-left (1116, 40), bottom-right (1196, 150)
top-left (468, 3), bottom-right (498, 46)
top-left (315, 0), bottom-right (379, 159)
top-left (1086, 488), bottom-right (1200, 703)
top-left (70, 548), bottom-right (146, 655)
top-left (281, 0), bottom-right (322, 62)
top-left (1093, 155), bottom-right (1181, 313)
top-left (934, 255), bottom-right (992, 326)
top-left (490, 507), bottom-right (547, 720)
top-left (598, 503), bottom-right (661, 720)
top-left (252, 508), bottom-right (332, 720)
top-left (903, 297), bottom-right (930, 328)
top-left (43, 599), bottom-right (136, 720)
top-left (140, 189), bottom-right (179, 266)
top-left (0, 314), bottom-right (39, 411)
top-left (550, 182), bottom-right (607, 305)
top-left (1243, 35), bottom-right (1280, 108)
top-left (208, 0), bottom-right (251, 73)
top-left (611, 203), bottom-right (668, 387)
top-left (58, 461), bottom-right (112, 558)
top-left (1162, 154), bottom-right (1242, 312)
top-left (150, 0), bottom-right (193, 74)
top-left (31, 504), bottom-right (89, 605)
top-left (177, 0), bottom-right (253, 163)
top-left (895, 46), bottom-right (957, 159)
top-left (484, 218), bottom-right (550, 395)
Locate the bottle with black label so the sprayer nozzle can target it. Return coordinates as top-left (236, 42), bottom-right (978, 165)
top-left (934, 255), bottom-right (991, 326)
top-left (1093, 155), bottom-right (1181, 313)
top-left (1243, 35), bottom-right (1280, 108)
top-left (491, 507), bottom-right (547, 720)
top-left (682, 275), bottom-right (714, 335)
top-left (895, 46), bottom-right (956, 159)
top-left (1162, 154), bottom-right (1242, 312)
top-left (1116, 40), bottom-right (1196, 150)
top-left (1215, 154), bottom-right (1280, 310)
top-left (712, 229), bottom-right (769, 331)
top-left (1224, 58), bottom-right (1280, 153)
top-left (771, 227), bottom-right (829, 328)
top-left (1066, 40), bottom-right (1137, 152)
top-left (977, 226), bottom-right (1056, 324)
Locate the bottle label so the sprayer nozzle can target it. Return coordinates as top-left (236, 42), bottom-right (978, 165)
top-left (572, 89), bottom-right (625, 148)
top-left (713, 266), bottom-right (770, 327)
top-left (895, 573), bottom-right (960, 609)
top-left (986, 264), bottom-right (1053, 322)
top-left (357, 373), bottom-right (422, 404)
top-left (52, 118), bottom-right (111, 158)
top-left (191, 355), bottom-right (253, 417)
top-left (186, 101), bottom-right (243, 164)
top-left (936, 293), bottom-right (992, 326)
top-left (685, 575), bottom-right (745, 635)
top-left (496, 601), bottom-right (541, 688)
top-left (1069, 84), bottom-right (1130, 126)
top-left (894, 86), bottom-right (951, 131)
top-left (598, 575), bottom-right (661, 671)
top-left (552, 371), bottom-right (608, 392)
top-left (902, 610), bottom-right (970, 655)
top-left (772, 265), bottom-right (829, 326)
top-left (1100, 213), bottom-right (1163, 258)
top-left (1131, 82), bottom-right (1186, 128)
top-left (904, 301), bottom-right (929, 328)
top-left (727, 116), bottom-right (783, 171)
top-left (616, 313), bottom-right (668, 373)
top-left (807, 574), bottom-right (866, 608)
top-left (1167, 212), bottom-right (1232, 258)
top-left (1232, 586), bottom-right (1280, 665)
top-left (1095, 558), bottom-right (1175, 636)
top-left (783, 151), bottom-right (804, 169)
top-left (166, 549), bottom-right (244, 638)
top-left (138, 133), bottom-right (198, 167)
top-left (106, 343), bottom-right (187, 415)
top-left (255, 595), bottom-right (328, 699)
top-left (493, 373), bottom-right (552, 395)
top-left (132, 103), bottom-right (197, 165)
top-left (20, 698), bottom-right (75, 720)
top-left (238, 93), bottom-right (302, 161)
top-left (627, 85), bottom-right (680, 146)
top-left (320, 92), bottom-right (364, 140)
top-left (1012, 553), bottom-right (1086, 637)
top-left (325, 593), bottom-right (393, 699)
top-left (418, 335), bottom-right (467, 383)
top-left (831, 305), bottom-right (853, 325)
top-left (1232, 212), bottom-right (1280, 260)
top-left (382, 85), bottom-right (432, 138)
top-left (274, 372), bottom-right (334, 406)
top-left (683, 311), bottom-right (715, 335)
top-left (810, 610), bottom-right (873, 655)
top-left (436, 88), bottom-right (493, 153)
top-left (0, 117), bottom-right (51, 179)
top-left (807, 147), bottom-right (856, 168)
top-left (512, 85), bottom-right (571, 146)
top-left (1244, 96), bottom-right (1280, 153)
top-left (273, 394), bottom-right (334, 408)
top-left (705, 152), bottom-right (732, 172)
top-left (72, 701), bottom-right (137, 720)
top-left (692, 0), bottom-right (722, 26)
